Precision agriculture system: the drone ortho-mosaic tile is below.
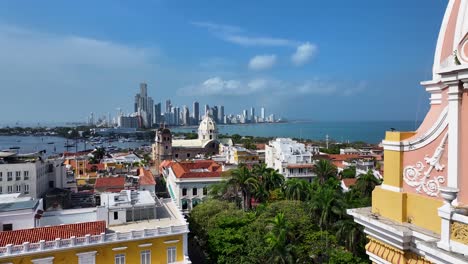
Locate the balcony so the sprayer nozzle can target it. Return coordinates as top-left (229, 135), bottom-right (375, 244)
top-left (0, 224), bottom-right (189, 257)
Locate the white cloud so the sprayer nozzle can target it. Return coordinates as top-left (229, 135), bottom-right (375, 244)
top-left (179, 76), bottom-right (366, 97)
top-left (179, 77), bottom-right (272, 96)
top-left (0, 23), bottom-right (159, 121)
top-left (191, 21), bottom-right (298, 47)
top-left (225, 35), bottom-right (297, 47)
top-left (291, 42), bottom-right (317, 66)
top-left (248, 55), bottom-right (277, 70)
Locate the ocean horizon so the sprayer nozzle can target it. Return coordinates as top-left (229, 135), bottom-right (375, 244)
top-left (172, 120), bottom-right (423, 144)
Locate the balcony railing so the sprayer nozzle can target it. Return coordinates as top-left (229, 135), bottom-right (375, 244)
top-left (0, 224), bottom-right (189, 257)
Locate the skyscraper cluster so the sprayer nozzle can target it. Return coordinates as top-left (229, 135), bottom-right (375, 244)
top-left (134, 83), bottom-right (154, 128)
top-left (116, 83), bottom-right (280, 129)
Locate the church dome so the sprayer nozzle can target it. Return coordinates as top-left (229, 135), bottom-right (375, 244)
top-left (198, 115), bottom-right (218, 141)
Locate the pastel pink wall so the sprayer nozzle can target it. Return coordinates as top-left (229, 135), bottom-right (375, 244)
top-left (458, 91), bottom-right (468, 205)
top-left (402, 127), bottom-right (448, 199)
top-left (440, 0), bottom-right (461, 64)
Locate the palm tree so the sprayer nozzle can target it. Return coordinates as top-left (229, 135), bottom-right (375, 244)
top-left (308, 185), bottom-right (342, 229)
top-left (334, 218), bottom-right (365, 255)
top-left (265, 213), bottom-right (295, 264)
top-left (313, 159), bottom-right (337, 184)
top-left (354, 170), bottom-right (382, 197)
top-left (252, 163), bottom-right (285, 202)
top-left (227, 165), bottom-right (259, 210)
top-left (283, 179), bottom-right (311, 201)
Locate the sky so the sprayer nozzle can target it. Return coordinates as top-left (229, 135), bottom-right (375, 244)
top-left (0, 0), bottom-right (447, 123)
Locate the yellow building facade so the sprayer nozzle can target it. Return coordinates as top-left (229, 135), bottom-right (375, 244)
top-left (0, 234), bottom-right (187, 264)
top-left (348, 0), bottom-right (468, 263)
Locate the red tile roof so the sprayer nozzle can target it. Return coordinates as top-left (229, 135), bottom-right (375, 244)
top-left (170, 160), bottom-right (222, 178)
top-left (0, 221), bottom-right (106, 247)
top-left (94, 176), bottom-right (125, 192)
top-left (159, 160), bottom-right (174, 173)
top-left (326, 154), bottom-right (363, 161)
top-left (342, 178), bottom-right (358, 188)
top-left (138, 168), bottom-right (156, 186)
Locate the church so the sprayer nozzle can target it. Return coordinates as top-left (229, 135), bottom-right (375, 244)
top-left (152, 114), bottom-right (232, 169)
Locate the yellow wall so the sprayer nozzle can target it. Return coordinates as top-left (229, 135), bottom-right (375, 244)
top-left (385, 131), bottom-right (416, 142)
top-left (2, 235), bottom-right (185, 264)
top-left (406, 192), bottom-right (443, 233)
top-left (372, 186), bottom-right (406, 222)
top-left (383, 150), bottom-right (404, 188)
top-left (372, 187), bottom-right (443, 234)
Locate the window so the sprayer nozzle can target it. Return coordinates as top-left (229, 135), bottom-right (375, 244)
top-left (2, 224), bottom-right (12, 231)
top-left (24, 171), bottom-right (29, 180)
top-left (167, 247), bottom-right (176, 263)
top-left (203, 187), bottom-right (208, 196)
top-left (24, 185), bottom-right (29, 194)
top-left (0, 186), bottom-right (2, 193)
top-left (186, 153), bottom-right (190, 158)
top-left (140, 250), bottom-right (151, 264)
top-left (15, 171), bottom-right (21, 181)
top-left (192, 188), bottom-right (197, 196)
top-left (115, 254), bottom-right (125, 264)
top-left (7, 186), bottom-right (12, 193)
top-left (114, 211), bottom-right (119, 220)
top-left (182, 188), bottom-right (187, 196)
top-left (181, 200), bottom-right (188, 210)
top-left (77, 251), bottom-right (97, 264)
top-left (7, 172), bottom-right (12, 181)
top-left (16, 185), bottom-right (21, 192)
top-left (0, 172), bottom-right (2, 181)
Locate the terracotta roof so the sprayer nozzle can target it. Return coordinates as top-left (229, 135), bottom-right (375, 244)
top-left (286, 164), bottom-right (314, 169)
top-left (170, 160), bottom-right (222, 178)
top-left (159, 160), bottom-right (174, 173)
top-left (94, 176), bottom-right (125, 191)
top-left (138, 168), bottom-right (156, 186)
top-left (332, 161), bottom-right (345, 168)
top-left (0, 221), bottom-right (106, 247)
top-left (342, 178), bottom-right (358, 188)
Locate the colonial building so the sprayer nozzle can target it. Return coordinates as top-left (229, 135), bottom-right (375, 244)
top-left (265, 138), bottom-right (315, 182)
top-left (0, 190), bottom-right (191, 264)
top-left (162, 160), bottom-right (223, 214)
top-left (0, 151), bottom-right (65, 198)
top-left (152, 115), bottom-right (232, 170)
top-left (348, 1), bottom-right (468, 263)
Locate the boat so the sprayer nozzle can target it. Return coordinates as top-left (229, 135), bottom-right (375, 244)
top-left (47, 142), bottom-right (54, 144)
top-left (9, 146), bottom-right (20, 150)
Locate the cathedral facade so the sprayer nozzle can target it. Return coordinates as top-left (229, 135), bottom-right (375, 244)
top-left (152, 115), bottom-right (231, 170)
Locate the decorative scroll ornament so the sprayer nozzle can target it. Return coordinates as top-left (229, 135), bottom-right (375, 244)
top-left (403, 132), bottom-right (448, 197)
top-left (451, 222), bottom-right (468, 244)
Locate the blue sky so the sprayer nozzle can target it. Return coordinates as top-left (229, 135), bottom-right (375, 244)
top-left (0, 0), bottom-right (447, 123)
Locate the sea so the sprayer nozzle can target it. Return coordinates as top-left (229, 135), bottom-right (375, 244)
top-left (172, 120), bottom-right (422, 144)
top-left (0, 120), bottom-right (421, 154)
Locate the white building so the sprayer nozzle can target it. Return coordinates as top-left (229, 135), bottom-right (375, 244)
top-left (265, 138), bottom-right (315, 182)
top-left (162, 160), bottom-right (223, 214)
top-left (0, 193), bottom-right (43, 231)
top-left (0, 151), bottom-right (65, 198)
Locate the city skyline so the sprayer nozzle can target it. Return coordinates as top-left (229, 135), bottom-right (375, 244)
top-left (113, 82), bottom-right (280, 128)
top-left (0, 1), bottom-right (446, 123)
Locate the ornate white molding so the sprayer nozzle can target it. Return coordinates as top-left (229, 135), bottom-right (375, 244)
top-left (383, 106), bottom-right (448, 152)
top-left (403, 132), bottom-right (448, 197)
